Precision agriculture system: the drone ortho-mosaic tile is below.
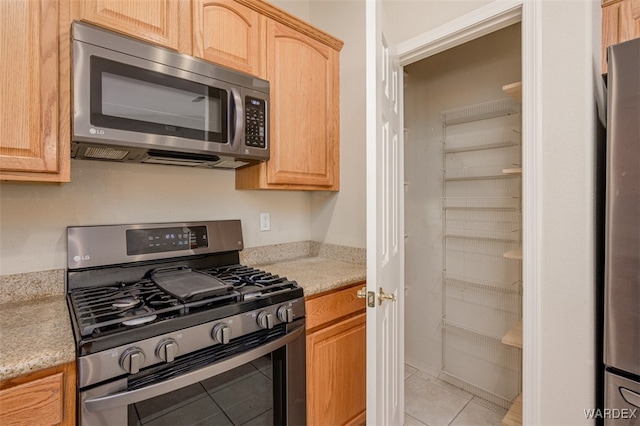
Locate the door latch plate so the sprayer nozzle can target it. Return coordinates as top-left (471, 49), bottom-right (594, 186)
top-left (367, 291), bottom-right (375, 308)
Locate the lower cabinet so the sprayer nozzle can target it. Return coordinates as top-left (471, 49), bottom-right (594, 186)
top-left (0, 361), bottom-right (76, 426)
top-left (305, 282), bottom-right (366, 426)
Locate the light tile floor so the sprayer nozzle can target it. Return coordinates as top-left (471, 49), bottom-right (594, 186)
top-left (405, 364), bottom-right (507, 426)
top-left (129, 356), bottom-right (274, 426)
top-left (130, 358), bottom-right (505, 425)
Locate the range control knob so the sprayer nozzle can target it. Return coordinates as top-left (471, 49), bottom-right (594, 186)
top-left (212, 323), bottom-right (231, 344)
top-left (277, 305), bottom-right (294, 323)
top-left (257, 311), bottom-right (274, 330)
top-left (120, 347), bottom-right (146, 374)
top-left (156, 338), bottom-right (178, 362)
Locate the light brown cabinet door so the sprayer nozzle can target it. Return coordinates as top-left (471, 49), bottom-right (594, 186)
top-left (235, 17), bottom-right (341, 191)
top-left (306, 312), bottom-right (366, 426)
top-left (0, 373), bottom-right (65, 425)
top-left (0, 0), bottom-right (69, 182)
top-left (265, 20), bottom-right (339, 189)
top-left (0, 362), bottom-right (76, 426)
top-left (193, 0), bottom-right (266, 78)
top-left (72, 0), bottom-right (191, 53)
top-left (602, 0), bottom-right (640, 73)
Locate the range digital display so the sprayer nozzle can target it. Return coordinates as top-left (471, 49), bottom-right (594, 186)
top-left (126, 226), bottom-right (208, 255)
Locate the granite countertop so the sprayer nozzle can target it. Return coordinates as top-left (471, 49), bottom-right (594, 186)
top-left (0, 295), bottom-right (76, 381)
top-left (256, 257), bottom-right (366, 296)
top-left (240, 241), bottom-right (366, 296)
top-left (0, 241), bottom-right (365, 382)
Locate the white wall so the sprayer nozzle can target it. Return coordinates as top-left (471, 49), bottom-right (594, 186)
top-left (0, 161), bottom-right (311, 275)
top-left (384, 0), bottom-right (493, 43)
top-left (537, 1), bottom-right (601, 424)
top-left (269, 0), bottom-right (310, 21)
top-left (272, 0), bottom-right (368, 248)
top-left (309, 1), bottom-right (367, 247)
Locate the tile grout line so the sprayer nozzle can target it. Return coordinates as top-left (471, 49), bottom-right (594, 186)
top-left (446, 398), bottom-right (474, 426)
top-left (405, 364), bottom-right (504, 426)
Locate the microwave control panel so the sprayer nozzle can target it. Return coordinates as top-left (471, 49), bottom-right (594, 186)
top-left (244, 96), bottom-right (267, 149)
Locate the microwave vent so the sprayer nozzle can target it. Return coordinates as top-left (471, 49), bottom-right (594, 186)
top-left (84, 146), bottom-right (129, 161)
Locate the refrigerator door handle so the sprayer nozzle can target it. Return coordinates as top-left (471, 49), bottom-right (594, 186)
top-left (620, 387), bottom-right (640, 409)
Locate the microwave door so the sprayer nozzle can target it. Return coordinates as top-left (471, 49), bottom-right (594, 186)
top-left (90, 57), bottom-right (229, 146)
top-left (73, 40), bottom-right (234, 154)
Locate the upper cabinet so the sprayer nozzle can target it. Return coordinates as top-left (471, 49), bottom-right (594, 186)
top-left (0, 0), bottom-right (70, 182)
top-left (193, 0), bottom-right (266, 78)
top-left (260, 20), bottom-right (339, 189)
top-left (602, 0), bottom-right (640, 73)
top-left (71, 0), bottom-right (192, 53)
top-left (235, 1), bottom-right (343, 191)
top-left (2, 0), bottom-right (341, 187)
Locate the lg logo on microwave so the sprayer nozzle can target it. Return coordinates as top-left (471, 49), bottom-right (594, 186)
top-left (89, 128), bottom-right (105, 135)
top-left (74, 255), bottom-right (91, 262)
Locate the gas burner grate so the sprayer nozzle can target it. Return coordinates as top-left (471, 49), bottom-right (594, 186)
top-left (204, 264), bottom-right (290, 287)
top-left (68, 264), bottom-right (299, 339)
top-left (203, 264), bottom-right (299, 300)
top-left (69, 280), bottom-right (184, 337)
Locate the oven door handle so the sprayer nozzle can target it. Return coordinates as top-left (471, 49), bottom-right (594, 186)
top-left (84, 324), bottom-right (304, 412)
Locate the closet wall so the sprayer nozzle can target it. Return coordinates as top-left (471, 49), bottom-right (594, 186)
top-left (404, 23), bottom-right (521, 390)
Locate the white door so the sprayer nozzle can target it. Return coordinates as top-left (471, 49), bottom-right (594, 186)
top-left (365, 0), bottom-right (404, 424)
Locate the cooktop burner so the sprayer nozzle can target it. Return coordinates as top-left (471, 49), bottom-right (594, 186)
top-left (66, 220), bottom-right (304, 357)
top-left (68, 264), bottom-right (297, 339)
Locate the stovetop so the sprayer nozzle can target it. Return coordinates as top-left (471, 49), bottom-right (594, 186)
top-left (66, 220), bottom-right (304, 357)
top-left (68, 264), bottom-right (300, 339)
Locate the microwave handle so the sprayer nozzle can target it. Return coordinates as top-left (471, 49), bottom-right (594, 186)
top-left (229, 87), bottom-right (243, 149)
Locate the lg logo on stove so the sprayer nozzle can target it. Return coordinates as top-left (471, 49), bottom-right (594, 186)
top-left (74, 255), bottom-right (91, 262)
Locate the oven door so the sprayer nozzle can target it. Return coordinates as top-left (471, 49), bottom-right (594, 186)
top-left (80, 322), bottom-right (305, 426)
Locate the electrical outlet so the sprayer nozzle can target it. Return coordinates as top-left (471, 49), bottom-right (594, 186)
top-left (260, 212), bottom-right (270, 231)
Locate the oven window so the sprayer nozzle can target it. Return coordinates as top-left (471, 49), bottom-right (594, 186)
top-left (90, 56), bottom-right (228, 143)
top-left (128, 355), bottom-right (274, 426)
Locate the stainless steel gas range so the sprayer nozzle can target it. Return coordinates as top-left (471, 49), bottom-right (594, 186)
top-left (66, 220), bottom-right (306, 426)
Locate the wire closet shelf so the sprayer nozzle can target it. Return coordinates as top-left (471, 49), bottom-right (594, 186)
top-left (440, 97), bottom-right (523, 411)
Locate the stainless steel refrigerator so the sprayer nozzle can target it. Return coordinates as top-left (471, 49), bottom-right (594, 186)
top-left (604, 37), bottom-right (640, 425)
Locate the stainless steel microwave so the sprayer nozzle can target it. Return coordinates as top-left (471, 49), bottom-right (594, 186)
top-left (71, 21), bottom-right (269, 169)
